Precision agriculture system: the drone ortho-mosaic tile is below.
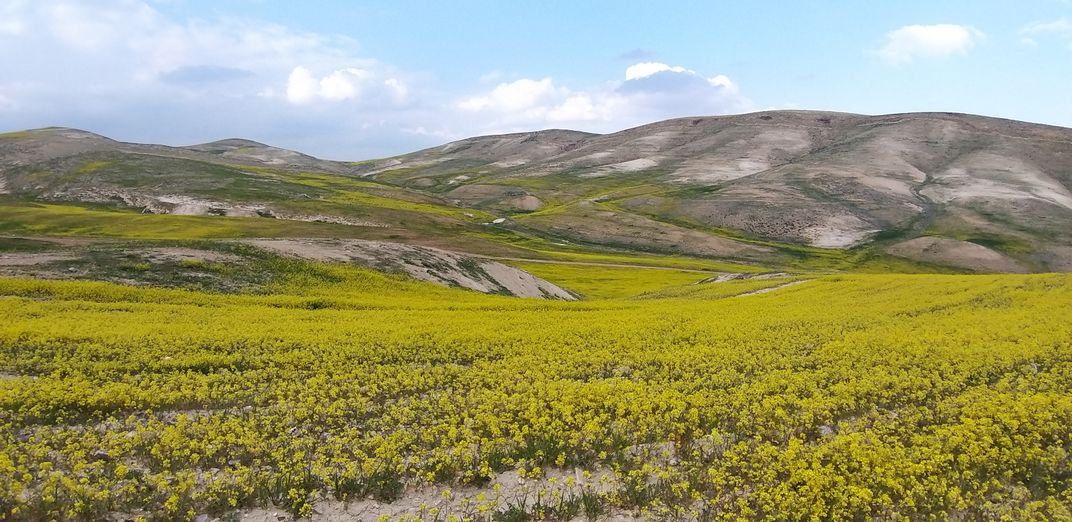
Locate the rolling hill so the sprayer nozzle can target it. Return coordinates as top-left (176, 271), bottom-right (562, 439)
top-left (3, 110), bottom-right (1072, 274)
top-left (4, 115), bottom-right (1072, 520)
top-left (355, 111), bottom-right (1072, 272)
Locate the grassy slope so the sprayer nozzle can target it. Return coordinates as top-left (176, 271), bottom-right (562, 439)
top-left (1, 139), bottom-right (974, 273)
top-left (0, 198), bottom-right (777, 272)
top-left (506, 261), bottom-right (713, 299)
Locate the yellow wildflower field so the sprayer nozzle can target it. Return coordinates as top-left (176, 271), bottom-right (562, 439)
top-left (1, 272), bottom-right (1070, 520)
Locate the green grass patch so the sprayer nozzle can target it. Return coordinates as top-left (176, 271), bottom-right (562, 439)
top-left (0, 237), bottom-right (54, 253)
top-left (0, 130), bottom-right (34, 140)
top-left (0, 200), bottom-right (390, 240)
top-left (466, 228), bottom-right (760, 271)
top-left (507, 262), bottom-right (713, 299)
top-left (328, 190), bottom-right (492, 221)
top-left (76, 160), bottom-right (112, 175)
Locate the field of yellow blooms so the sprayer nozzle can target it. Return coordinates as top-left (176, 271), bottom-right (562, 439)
top-left (2, 269), bottom-right (1071, 520)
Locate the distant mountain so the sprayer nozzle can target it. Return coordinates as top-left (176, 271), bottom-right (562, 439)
top-left (354, 111), bottom-right (1072, 272)
top-left (3, 110), bottom-right (1071, 273)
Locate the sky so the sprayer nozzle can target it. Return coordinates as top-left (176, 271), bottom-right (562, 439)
top-left (1, 1), bottom-right (1070, 159)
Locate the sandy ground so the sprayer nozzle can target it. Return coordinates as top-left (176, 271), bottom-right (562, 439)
top-left (504, 194), bottom-right (543, 211)
top-left (234, 467), bottom-right (630, 522)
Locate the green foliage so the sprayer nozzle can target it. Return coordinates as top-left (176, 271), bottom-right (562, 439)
top-left (0, 131), bottom-right (34, 140)
top-left (0, 237), bottom-right (52, 253)
top-left (0, 200), bottom-right (388, 240)
top-left (508, 262), bottom-right (710, 299)
top-left (75, 160), bottom-right (112, 175)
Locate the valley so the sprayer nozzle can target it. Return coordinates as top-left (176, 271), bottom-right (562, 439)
top-left (2, 111), bottom-right (1072, 521)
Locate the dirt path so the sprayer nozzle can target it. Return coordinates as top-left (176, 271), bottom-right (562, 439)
top-left (477, 255), bottom-right (721, 273)
top-left (736, 279), bottom-right (811, 297)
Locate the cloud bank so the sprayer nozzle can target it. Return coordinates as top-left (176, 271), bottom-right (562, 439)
top-left (0, 1), bottom-right (751, 158)
top-left (457, 62), bottom-right (749, 134)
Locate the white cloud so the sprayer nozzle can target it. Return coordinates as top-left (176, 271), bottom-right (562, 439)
top-left (458, 77), bottom-right (562, 113)
top-left (623, 63), bottom-right (738, 95)
top-left (0, 1), bottom-right (749, 156)
top-left (455, 63), bottom-right (750, 133)
top-left (1021, 18), bottom-right (1072, 35)
top-left (625, 62), bottom-right (690, 80)
top-left (707, 74), bottom-right (737, 93)
top-left (0, 0), bottom-right (426, 158)
top-left (878, 24), bottom-right (984, 65)
top-left (286, 67), bottom-right (372, 104)
top-left (318, 68), bottom-right (364, 101)
top-left (285, 66), bottom-right (318, 104)
top-left (547, 94), bottom-right (600, 122)
top-left (1020, 18), bottom-right (1072, 49)
top-left (383, 78), bottom-right (409, 103)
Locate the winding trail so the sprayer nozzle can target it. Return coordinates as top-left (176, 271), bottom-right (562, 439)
top-left (735, 279), bottom-right (812, 297)
top-left (475, 255), bottom-right (721, 273)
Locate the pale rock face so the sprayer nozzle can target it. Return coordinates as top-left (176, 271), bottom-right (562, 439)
top-left (801, 215), bottom-right (879, 248)
top-left (247, 239), bottom-right (576, 299)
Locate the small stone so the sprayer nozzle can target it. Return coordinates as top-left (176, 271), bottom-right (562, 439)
top-left (193, 515), bottom-right (211, 522)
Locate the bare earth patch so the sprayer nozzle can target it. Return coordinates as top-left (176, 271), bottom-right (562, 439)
top-left (736, 279), bottom-right (811, 296)
top-left (135, 248), bottom-right (243, 264)
top-left (248, 239), bottom-right (576, 300)
top-left (237, 467), bottom-right (628, 522)
top-left (0, 253), bottom-right (77, 266)
top-left (886, 237), bottom-right (1028, 273)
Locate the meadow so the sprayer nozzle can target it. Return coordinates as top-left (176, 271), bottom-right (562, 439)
top-left (2, 263), bottom-right (1071, 520)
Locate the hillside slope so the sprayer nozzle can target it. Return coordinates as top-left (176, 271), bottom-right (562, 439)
top-left (356, 111), bottom-right (1072, 272)
top-left (4, 111), bottom-right (1072, 273)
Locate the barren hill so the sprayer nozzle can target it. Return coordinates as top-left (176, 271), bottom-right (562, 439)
top-left (3, 110), bottom-right (1072, 273)
top-left (356, 111), bottom-right (1072, 272)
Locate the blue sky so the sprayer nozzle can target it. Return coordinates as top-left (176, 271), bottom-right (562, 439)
top-left (1, 1), bottom-right (1070, 158)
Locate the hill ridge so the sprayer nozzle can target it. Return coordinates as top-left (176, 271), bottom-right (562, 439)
top-left (3, 110), bottom-right (1071, 273)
